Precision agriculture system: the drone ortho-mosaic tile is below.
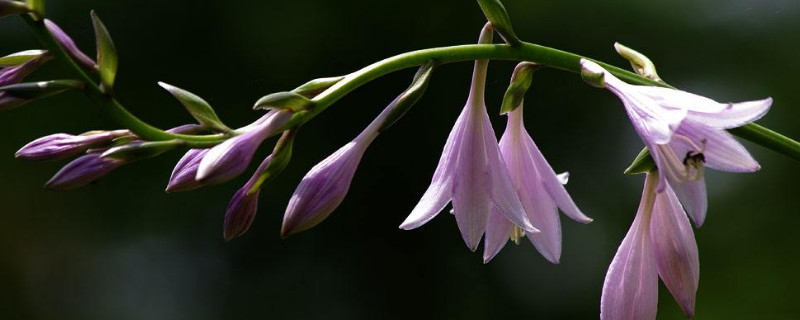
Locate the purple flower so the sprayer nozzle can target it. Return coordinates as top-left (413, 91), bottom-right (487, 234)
top-left (165, 148), bottom-right (209, 192)
top-left (483, 105), bottom-right (592, 263)
top-left (196, 110), bottom-right (291, 185)
top-left (580, 59), bottom-right (771, 226)
top-left (0, 52), bottom-right (51, 87)
top-left (399, 25), bottom-right (536, 251)
top-left (16, 130), bottom-right (128, 161)
top-left (45, 152), bottom-right (125, 190)
top-left (601, 173), bottom-right (699, 319)
top-left (224, 155), bottom-right (272, 241)
top-left (44, 19), bottom-right (97, 71)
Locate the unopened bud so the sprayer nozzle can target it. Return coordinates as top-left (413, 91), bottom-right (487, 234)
top-left (253, 91), bottom-right (312, 112)
top-left (0, 50), bottom-right (47, 67)
top-left (45, 153), bottom-right (124, 190)
top-left (166, 148), bottom-right (209, 192)
top-left (292, 76), bottom-right (345, 98)
top-left (44, 20), bottom-right (97, 72)
top-left (16, 130), bottom-right (128, 161)
top-left (614, 42), bottom-right (662, 82)
top-left (159, 82), bottom-right (230, 132)
top-left (500, 62), bottom-right (541, 114)
top-left (579, 59), bottom-right (606, 88)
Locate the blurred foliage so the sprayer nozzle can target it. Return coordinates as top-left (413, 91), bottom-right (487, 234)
top-left (0, 0), bottom-right (798, 319)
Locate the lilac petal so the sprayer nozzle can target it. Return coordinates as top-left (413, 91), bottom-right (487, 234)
top-left (282, 142), bottom-right (367, 237)
top-left (601, 175), bottom-right (659, 320)
top-left (399, 107), bottom-right (467, 230)
top-left (634, 85), bottom-right (728, 114)
top-left (166, 149), bottom-right (209, 192)
top-left (650, 185), bottom-right (700, 318)
top-left (677, 120), bottom-right (760, 172)
top-left (43, 20), bottom-right (97, 71)
top-left (686, 97), bottom-right (772, 129)
top-left (45, 153), bottom-right (123, 190)
top-left (224, 187), bottom-right (260, 241)
top-left (669, 177), bottom-right (707, 227)
top-left (16, 131), bottom-right (122, 162)
top-left (483, 206), bottom-right (514, 263)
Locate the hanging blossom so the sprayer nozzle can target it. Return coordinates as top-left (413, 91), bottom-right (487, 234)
top-left (601, 172), bottom-right (699, 320)
top-left (399, 24), bottom-right (537, 252)
top-left (580, 59), bottom-right (771, 226)
top-left (483, 104), bottom-right (592, 263)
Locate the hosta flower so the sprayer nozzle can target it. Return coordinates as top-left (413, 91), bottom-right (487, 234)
top-left (399, 25), bottom-right (536, 251)
top-left (580, 59), bottom-right (771, 226)
top-left (483, 105), bottom-right (592, 263)
top-left (601, 173), bottom-right (699, 320)
top-left (45, 152), bottom-right (125, 190)
top-left (224, 155), bottom-right (272, 241)
top-left (16, 130), bottom-right (129, 161)
top-left (44, 19), bottom-right (97, 71)
top-left (197, 110), bottom-right (291, 185)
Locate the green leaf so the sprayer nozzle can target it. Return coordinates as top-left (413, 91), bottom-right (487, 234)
top-left (292, 76), bottom-right (345, 98)
top-left (158, 82), bottom-right (230, 132)
top-left (253, 91), bottom-right (312, 112)
top-left (0, 50), bottom-right (47, 67)
top-left (476, 0), bottom-right (520, 46)
top-left (91, 10), bottom-right (118, 93)
top-left (624, 148), bottom-right (656, 175)
top-left (500, 62), bottom-right (540, 114)
top-left (100, 140), bottom-right (182, 161)
top-left (378, 61), bottom-right (435, 132)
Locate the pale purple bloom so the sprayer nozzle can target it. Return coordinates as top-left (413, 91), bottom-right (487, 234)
top-left (45, 152), bottom-right (124, 190)
top-left (196, 110), bottom-right (291, 185)
top-left (580, 59), bottom-right (771, 226)
top-left (483, 105), bottom-right (592, 263)
top-left (16, 130), bottom-right (128, 161)
top-left (44, 19), bottom-right (97, 71)
top-left (399, 25), bottom-right (536, 251)
top-left (165, 148), bottom-right (209, 192)
top-left (601, 173), bottom-right (699, 319)
top-left (224, 155), bottom-right (272, 241)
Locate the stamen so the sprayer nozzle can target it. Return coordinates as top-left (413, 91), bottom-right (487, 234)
top-left (510, 226), bottom-right (525, 245)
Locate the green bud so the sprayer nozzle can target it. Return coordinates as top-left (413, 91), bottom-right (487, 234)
top-left (292, 76), bottom-right (345, 98)
top-left (0, 50), bottom-right (48, 67)
top-left (476, 0), bottom-right (521, 46)
top-left (614, 42), bottom-right (662, 82)
top-left (378, 61), bottom-right (435, 132)
top-left (158, 82), bottom-right (231, 133)
top-left (0, 79), bottom-right (84, 99)
top-left (100, 140), bottom-right (183, 161)
top-left (580, 61), bottom-right (606, 88)
top-left (253, 91), bottom-right (312, 112)
top-left (91, 10), bottom-right (118, 94)
top-left (500, 62), bottom-right (541, 114)
top-left (624, 148), bottom-right (657, 175)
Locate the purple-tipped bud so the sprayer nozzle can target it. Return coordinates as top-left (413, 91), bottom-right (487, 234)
top-left (45, 153), bottom-right (124, 190)
top-left (196, 110), bottom-right (291, 185)
top-left (43, 19), bottom-right (98, 72)
top-left (0, 0), bottom-right (30, 18)
top-left (281, 140), bottom-right (369, 238)
top-left (0, 53), bottom-right (51, 87)
top-left (16, 130), bottom-right (127, 161)
top-left (223, 156), bottom-right (272, 241)
top-left (166, 148), bottom-right (209, 192)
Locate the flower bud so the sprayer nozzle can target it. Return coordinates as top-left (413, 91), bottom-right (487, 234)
top-left (476, 0), bottom-right (520, 46)
top-left (165, 148), bottom-right (209, 192)
top-left (253, 91), bottom-right (312, 112)
top-left (43, 20), bottom-right (97, 72)
top-left (16, 130), bottom-right (128, 161)
top-left (0, 0), bottom-right (30, 18)
top-left (500, 62), bottom-right (541, 114)
top-left (0, 50), bottom-right (47, 67)
top-left (0, 53), bottom-right (52, 87)
top-left (196, 110), bottom-right (291, 184)
top-left (579, 59), bottom-right (606, 88)
top-left (159, 82), bottom-right (230, 132)
top-left (223, 155), bottom-right (272, 241)
top-left (614, 42), bottom-right (662, 82)
top-left (292, 76), bottom-right (345, 98)
top-left (45, 153), bottom-right (124, 190)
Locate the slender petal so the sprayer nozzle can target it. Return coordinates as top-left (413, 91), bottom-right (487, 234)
top-left (166, 148), bottom-right (209, 192)
top-left (685, 97), bottom-right (772, 129)
top-left (483, 206), bottom-right (514, 263)
top-left (650, 184), bottom-right (700, 318)
top-left (669, 177), bottom-right (707, 227)
top-left (676, 119), bottom-right (760, 173)
top-left (601, 174), bottom-right (659, 320)
top-left (16, 131), bottom-right (126, 161)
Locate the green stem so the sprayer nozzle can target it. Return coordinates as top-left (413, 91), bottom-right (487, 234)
top-left (23, 15), bottom-right (228, 147)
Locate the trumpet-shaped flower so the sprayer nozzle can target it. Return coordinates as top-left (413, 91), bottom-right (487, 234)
top-left (16, 130), bottom-right (128, 161)
top-left (580, 59), bottom-right (771, 226)
top-left (483, 105), bottom-right (592, 263)
top-left (197, 110), bottom-right (291, 185)
top-left (399, 25), bottom-right (536, 251)
top-left (601, 173), bottom-right (699, 319)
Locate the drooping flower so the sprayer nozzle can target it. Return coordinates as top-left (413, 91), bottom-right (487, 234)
top-left (601, 173), bottom-right (699, 320)
top-left (399, 24), bottom-right (536, 251)
top-left (43, 19), bottom-right (98, 71)
top-left (45, 152), bottom-right (125, 190)
top-left (224, 155), bottom-right (272, 241)
top-left (483, 105), bottom-right (592, 263)
top-left (196, 110), bottom-right (291, 185)
top-left (580, 59), bottom-right (771, 226)
top-left (16, 130), bottom-right (129, 161)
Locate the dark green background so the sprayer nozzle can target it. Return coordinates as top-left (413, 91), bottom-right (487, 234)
top-left (1, 0), bottom-right (798, 319)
